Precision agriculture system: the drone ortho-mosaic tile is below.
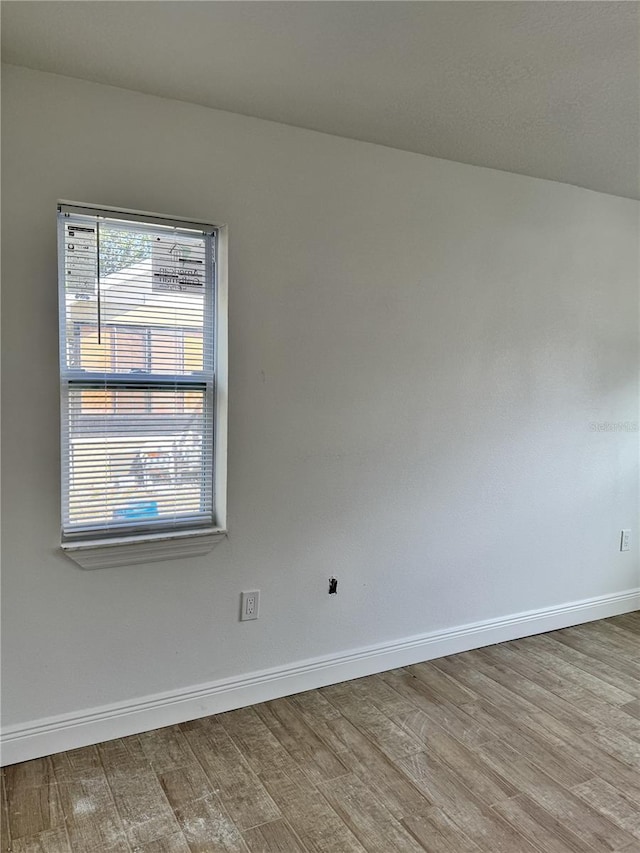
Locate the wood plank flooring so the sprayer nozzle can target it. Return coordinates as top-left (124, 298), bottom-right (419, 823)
top-left (3, 612), bottom-right (640, 852)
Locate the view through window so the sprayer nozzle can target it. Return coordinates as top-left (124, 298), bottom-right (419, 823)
top-left (58, 205), bottom-right (217, 541)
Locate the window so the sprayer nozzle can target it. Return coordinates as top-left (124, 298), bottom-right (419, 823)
top-left (58, 203), bottom-right (227, 567)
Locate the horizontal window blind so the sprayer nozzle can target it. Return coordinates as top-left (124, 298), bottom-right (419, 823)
top-left (58, 205), bottom-right (216, 540)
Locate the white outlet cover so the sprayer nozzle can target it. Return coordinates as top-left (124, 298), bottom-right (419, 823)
top-left (240, 590), bottom-right (260, 621)
top-left (620, 530), bottom-right (631, 552)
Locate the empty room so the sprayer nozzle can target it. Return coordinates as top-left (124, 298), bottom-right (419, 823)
top-left (1, 2), bottom-right (639, 851)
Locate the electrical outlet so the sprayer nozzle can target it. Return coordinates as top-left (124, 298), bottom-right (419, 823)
top-left (620, 529), bottom-right (631, 552)
top-left (240, 590), bottom-right (260, 621)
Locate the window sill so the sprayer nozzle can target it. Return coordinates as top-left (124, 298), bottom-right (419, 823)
top-left (61, 528), bottom-right (227, 569)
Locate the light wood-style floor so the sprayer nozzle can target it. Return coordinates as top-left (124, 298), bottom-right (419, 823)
top-left (3, 613), bottom-right (640, 853)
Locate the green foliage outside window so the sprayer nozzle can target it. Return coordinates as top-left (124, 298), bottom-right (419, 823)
top-left (99, 229), bottom-right (152, 277)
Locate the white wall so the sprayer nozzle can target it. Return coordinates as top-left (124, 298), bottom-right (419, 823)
top-left (2, 65), bottom-right (638, 745)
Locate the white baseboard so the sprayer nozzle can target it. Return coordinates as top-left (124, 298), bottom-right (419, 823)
top-left (2, 587), bottom-right (638, 766)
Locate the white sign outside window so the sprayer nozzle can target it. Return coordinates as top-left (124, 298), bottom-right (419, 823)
top-left (151, 235), bottom-right (206, 293)
top-left (65, 223), bottom-right (97, 298)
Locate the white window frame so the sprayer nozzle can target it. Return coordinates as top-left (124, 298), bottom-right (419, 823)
top-left (58, 201), bottom-right (228, 569)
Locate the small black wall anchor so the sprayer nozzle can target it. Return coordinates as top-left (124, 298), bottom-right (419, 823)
top-left (328, 577), bottom-right (338, 594)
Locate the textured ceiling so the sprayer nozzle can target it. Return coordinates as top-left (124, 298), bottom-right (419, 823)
top-left (2, 1), bottom-right (639, 199)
